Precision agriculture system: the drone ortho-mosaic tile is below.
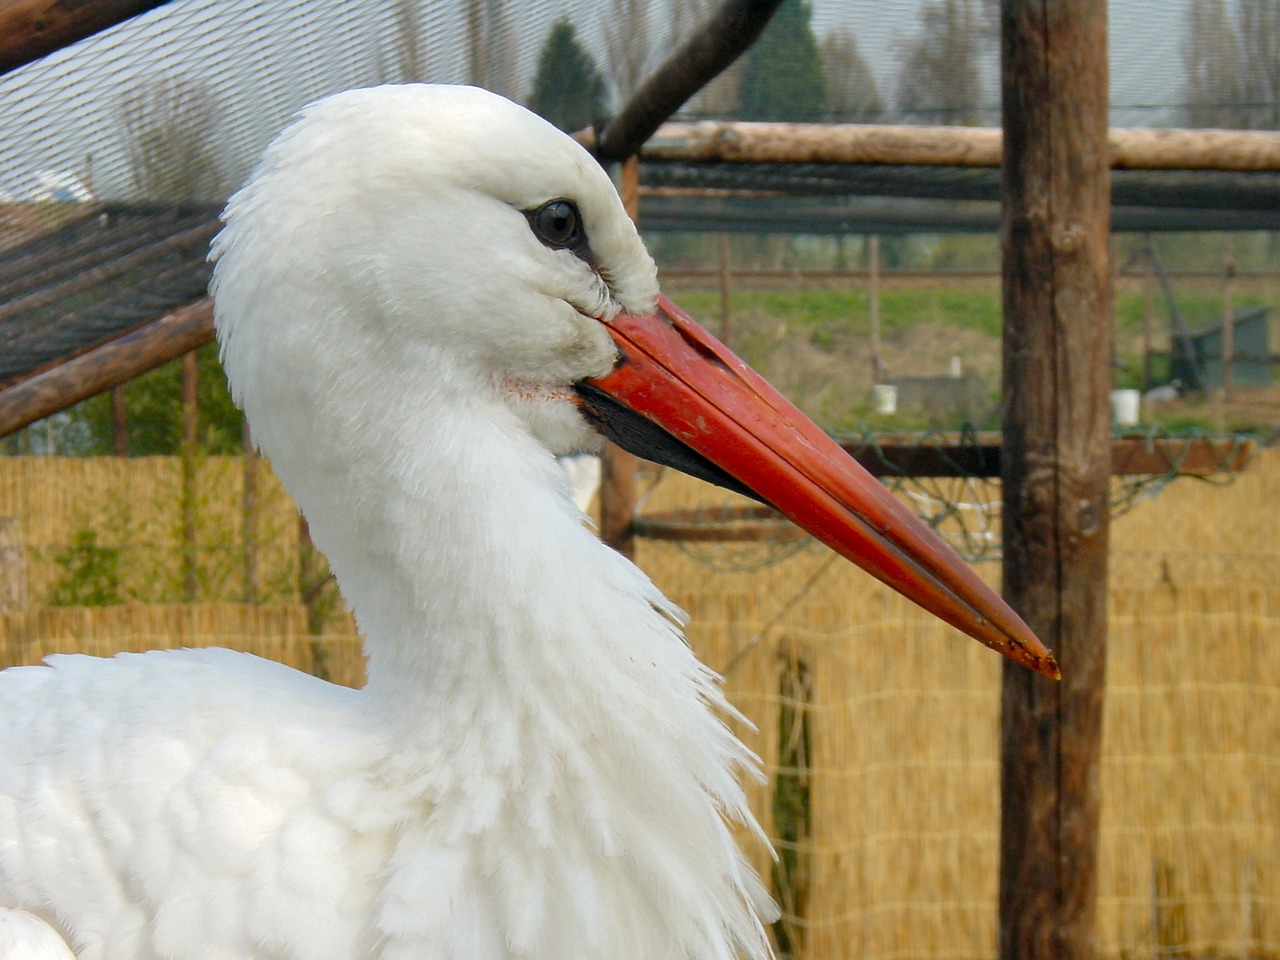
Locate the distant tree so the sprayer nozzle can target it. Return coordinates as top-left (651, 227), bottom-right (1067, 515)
top-left (602, 0), bottom-right (653, 105)
top-left (1184, 0), bottom-right (1245, 127)
top-left (1184, 0), bottom-right (1279, 129)
top-left (668, 0), bottom-right (713, 46)
top-left (68, 343), bottom-right (243, 457)
top-left (1237, 0), bottom-right (1280, 129)
top-left (466, 0), bottom-right (517, 98)
top-left (600, 0), bottom-right (712, 111)
top-left (378, 0), bottom-right (428, 83)
top-left (688, 58), bottom-right (745, 117)
top-left (739, 0), bottom-right (827, 121)
top-left (683, 0), bottom-right (740, 118)
top-left (895, 0), bottom-right (985, 125)
top-left (118, 75), bottom-right (224, 202)
top-left (528, 20), bottom-right (607, 133)
top-left (821, 28), bottom-right (883, 122)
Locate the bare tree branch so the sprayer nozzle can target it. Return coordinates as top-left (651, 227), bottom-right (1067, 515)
top-left (118, 75), bottom-right (224, 202)
top-left (596, 0), bottom-right (784, 162)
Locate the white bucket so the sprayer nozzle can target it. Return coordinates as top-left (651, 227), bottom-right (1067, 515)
top-left (1110, 388), bottom-right (1140, 427)
top-left (872, 384), bottom-right (898, 415)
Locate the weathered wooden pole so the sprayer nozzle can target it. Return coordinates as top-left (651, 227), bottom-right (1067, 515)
top-left (111, 384), bottom-right (127, 456)
top-left (718, 233), bottom-right (733, 346)
top-left (589, 0), bottom-right (785, 554)
top-left (641, 120), bottom-right (1280, 172)
top-left (242, 418), bottom-right (259, 604)
top-left (181, 349), bottom-right (199, 602)
top-left (0, 0), bottom-right (174, 76)
top-left (599, 156), bottom-right (642, 559)
top-left (868, 234), bottom-right (882, 384)
top-left (998, 3), bottom-right (1112, 960)
top-left (1141, 237), bottom-right (1155, 391)
top-left (1221, 233), bottom-right (1235, 397)
top-left (0, 297), bottom-right (214, 440)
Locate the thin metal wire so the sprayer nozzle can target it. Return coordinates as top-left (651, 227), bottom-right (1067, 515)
top-left (634, 427), bottom-right (1258, 568)
top-left (0, 1), bottom-right (1262, 207)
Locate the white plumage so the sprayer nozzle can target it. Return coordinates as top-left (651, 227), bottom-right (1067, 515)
top-left (0, 84), bottom-right (772, 960)
top-left (1, 83), bottom-right (1054, 960)
top-left (0, 906), bottom-right (76, 959)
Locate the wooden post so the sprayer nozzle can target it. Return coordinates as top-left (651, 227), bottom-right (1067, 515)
top-left (868, 234), bottom-right (882, 384)
top-left (718, 232), bottom-right (733, 345)
top-left (1221, 233), bottom-right (1235, 398)
top-left (1141, 237), bottom-right (1155, 391)
top-left (0, 517), bottom-right (27, 614)
top-left (242, 418), bottom-right (258, 604)
top-left (111, 385), bottom-right (127, 456)
top-left (297, 513), bottom-right (333, 679)
top-left (600, 155), bottom-right (642, 559)
top-left (999, 4), bottom-right (1111, 960)
top-left (180, 349), bottom-right (199, 602)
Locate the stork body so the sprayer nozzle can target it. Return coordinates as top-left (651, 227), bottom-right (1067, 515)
top-left (0, 906), bottom-right (76, 959)
top-left (0, 84), bottom-right (1053, 960)
top-left (0, 408), bottom-right (765, 960)
top-left (0, 86), bottom-right (768, 960)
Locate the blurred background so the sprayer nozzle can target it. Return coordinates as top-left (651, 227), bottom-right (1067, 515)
top-left (1, 2), bottom-right (1278, 958)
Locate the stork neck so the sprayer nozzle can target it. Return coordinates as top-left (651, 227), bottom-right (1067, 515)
top-left (288, 392), bottom-right (631, 715)
top-left (268, 388), bottom-right (771, 960)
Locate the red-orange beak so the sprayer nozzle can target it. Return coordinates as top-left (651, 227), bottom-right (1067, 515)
top-left (577, 294), bottom-right (1058, 678)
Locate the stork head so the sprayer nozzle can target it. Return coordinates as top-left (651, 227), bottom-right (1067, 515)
top-left (213, 84), bottom-right (658, 460)
top-left (211, 84), bottom-right (1056, 678)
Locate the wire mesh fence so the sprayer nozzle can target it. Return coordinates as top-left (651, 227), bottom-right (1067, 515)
top-left (1, 1), bottom-right (1275, 209)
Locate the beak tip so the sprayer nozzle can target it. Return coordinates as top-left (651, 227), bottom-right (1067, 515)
top-left (1032, 653), bottom-right (1062, 680)
top-left (1011, 644), bottom-right (1061, 680)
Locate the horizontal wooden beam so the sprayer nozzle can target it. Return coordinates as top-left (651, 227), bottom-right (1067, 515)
top-left (839, 433), bottom-right (1256, 478)
top-left (657, 267), bottom-right (1279, 284)
top-left (643, 121), bottom-right (1280, 173)
top-left (0, 0), bottom-right (173, 75)
top-left (0, 297), bottom-right (213, 438)
top-left (632, 505), bottom-right (807, 542)
top-left (1109, 435), bottom-right (1256, 476)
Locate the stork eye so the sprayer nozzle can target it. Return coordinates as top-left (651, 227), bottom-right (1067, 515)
top-left (528, 199), bottom-right (586, 251)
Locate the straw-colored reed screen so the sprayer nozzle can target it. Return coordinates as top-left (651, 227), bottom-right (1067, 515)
top-left (0, 603), bottom-right (367, 690)
top-left (1, 451), bottom-right (1278, 960)
top-left (0, 455), bottom-right (300, 606)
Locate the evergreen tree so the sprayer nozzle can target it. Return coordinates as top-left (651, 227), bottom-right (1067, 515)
top-left (739, 0), bottom-right (827, 121)
top-left (528, 19), bottom-right (607, 133)
top-left (896, 0), bottom-right (985, 126)
top-left (1183, 0), bottom-right (1279, 130)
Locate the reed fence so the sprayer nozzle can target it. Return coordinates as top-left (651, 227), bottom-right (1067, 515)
top-left (1, 451), bottom-right (1278, 960)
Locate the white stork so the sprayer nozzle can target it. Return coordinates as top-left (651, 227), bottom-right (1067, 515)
top-left (0, 85), bottom-right (1055, 960)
